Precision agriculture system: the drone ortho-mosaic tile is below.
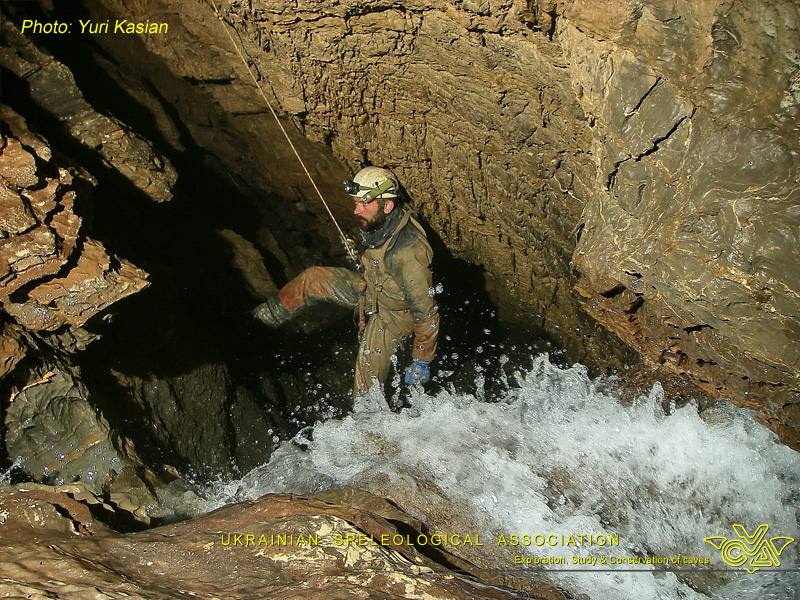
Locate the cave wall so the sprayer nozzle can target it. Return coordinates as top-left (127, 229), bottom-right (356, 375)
top-left (0, 98), bottom-right (160, 511)
top-left (559, 0), bottom-right (800, 443)
top-left (60, 0), bottom-right (630, 370)
top-left (61, 0), bottom-right (797, 442)
top-left (2, 0), bottom-right (798, 449)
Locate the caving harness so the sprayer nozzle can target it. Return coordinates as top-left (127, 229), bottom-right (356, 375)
top-left (355, 209), bottom-right (429, 337)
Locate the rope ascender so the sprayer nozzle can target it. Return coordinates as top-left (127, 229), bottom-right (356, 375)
top-left (207, 0), bottom-right (361, 268)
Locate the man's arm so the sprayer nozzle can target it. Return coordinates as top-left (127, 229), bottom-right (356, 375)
top-left (393, 241), bottom-right (439, 363)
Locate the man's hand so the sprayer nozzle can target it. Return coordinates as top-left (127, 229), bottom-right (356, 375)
top-left (404, 359), bottom-right (431, 385)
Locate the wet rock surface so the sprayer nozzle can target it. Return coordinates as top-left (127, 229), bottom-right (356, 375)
top-left (349, 471), bottom-right (572, 600)
top-left (561, 0), bottom-right (800, 446)
top-left (0, 484), bottom-right (556, 599)
top-left (7, 365), bottom-right (136, 495)
top-left (2, 8), bottom-right (359, 488)
top-left (0, 104), bottom-right (162, 512)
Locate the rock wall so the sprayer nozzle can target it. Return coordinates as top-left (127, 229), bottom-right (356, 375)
top-left (59, 0), bottom-right (631, 370)
top-left (1, 8), bottom-right (360, 492)
top-left (56, 0), bottom-right (797, 444)
top-left (0, 484), bottom-right (564, 599)
top-left (559, 0), bottom-right (800, 443)
top-left (0, 100), bottom-right (159, 509)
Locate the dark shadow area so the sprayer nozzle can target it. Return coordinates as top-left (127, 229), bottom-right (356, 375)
top-left (420, 226), bottom-right (564, 403)
top-left (0, 5), bottom-right (364, 476)
top-left (0, 348), bottom-right (22, 475)
top-left (0, 49), bottom-right (319, 476)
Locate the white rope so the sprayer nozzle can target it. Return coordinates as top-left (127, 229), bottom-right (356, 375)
top-left (207, 0), bottom-right (359, 265)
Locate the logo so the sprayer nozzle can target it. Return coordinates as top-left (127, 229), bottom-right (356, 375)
top-left (704, 524), bottom-right (795, 573)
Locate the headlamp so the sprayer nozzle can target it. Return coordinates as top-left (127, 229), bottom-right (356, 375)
top-left (343, 178), bottom-right (395, 204)
top-left (343, 180), bottom-right (363, 196)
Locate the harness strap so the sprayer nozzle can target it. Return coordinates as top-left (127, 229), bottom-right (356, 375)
top-left (362, 210), bottom-right (432, 318)
top-left (357, 280), bottom-right (367, 334)
top-left (363, 211), bottom-right (413, 314)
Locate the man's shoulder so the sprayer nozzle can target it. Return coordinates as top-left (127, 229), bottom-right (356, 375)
top-left (386, 211), bottom-right (432, 266)
top-left (395, 211), bottom-right (429, 246)
top-left (387, 212), bottom-right (424, 250)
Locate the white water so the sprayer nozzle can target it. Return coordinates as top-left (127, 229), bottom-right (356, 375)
top-left (198, 354), bottom-right (800, 600)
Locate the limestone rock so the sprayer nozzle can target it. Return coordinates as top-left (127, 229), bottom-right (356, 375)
top-left (0, 321), bottom-right (26, 378)
top-left (4, 238), bottom-right (149, 331)
top-left (1, 106), bottom-right (150, 338)
top-left (0, 97), bottom-right (158, 509)
top-left (217, 228), bottom-right (279, 298)
top-left (1, 14), bottom-right (178, 203)
top-left (40, 0), bottom-right (798, 446)
top-left (0, 485), bottom-right (553, 599)
top-left (561, 0), bottom-right (800, 446)
top-left (3, 361), bottom-right (161, 523)
top-left (0, 123), bottom-right (82, 297)
top-left (108, 362), bottom-right (264, 477)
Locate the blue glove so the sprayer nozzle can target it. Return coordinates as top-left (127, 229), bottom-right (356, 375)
top-left (404, 359), bottom-right (431, 385)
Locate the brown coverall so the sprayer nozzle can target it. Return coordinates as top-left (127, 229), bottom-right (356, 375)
top-left (274, 208), bottom-right (439, 395)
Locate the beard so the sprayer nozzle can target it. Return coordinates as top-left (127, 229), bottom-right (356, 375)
top-left (359, 208), bottom-right (388, 232)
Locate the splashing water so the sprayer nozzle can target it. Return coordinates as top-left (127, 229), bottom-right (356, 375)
top-left (0, 458), bottom-right (23, 486)
top-left (202, 354), bottom-right (800, 600)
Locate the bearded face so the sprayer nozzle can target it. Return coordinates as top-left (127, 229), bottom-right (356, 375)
top-left (359, 205), bottom-right (389, 231)
top-left (354, 198), bottom-right (392, 232)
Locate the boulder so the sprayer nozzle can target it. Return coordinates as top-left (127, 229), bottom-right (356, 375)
top-left (0, 484), bottom-right (560, 599)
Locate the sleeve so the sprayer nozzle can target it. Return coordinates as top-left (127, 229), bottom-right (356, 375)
top-left (392, 235), bottom-right (439, 362)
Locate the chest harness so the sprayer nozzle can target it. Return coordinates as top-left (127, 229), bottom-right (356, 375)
top-left (357, 211), bottom-right (428, 332)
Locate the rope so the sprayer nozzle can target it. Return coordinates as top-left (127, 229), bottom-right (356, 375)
top-left (207, 0), bottom-right (359, 266)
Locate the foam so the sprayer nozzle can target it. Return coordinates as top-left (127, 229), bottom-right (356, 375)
top-left (204, 354), bottom-right (800, 600)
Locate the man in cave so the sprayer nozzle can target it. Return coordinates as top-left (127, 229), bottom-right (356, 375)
top-left (253, 166), bottom-right (439, 398)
